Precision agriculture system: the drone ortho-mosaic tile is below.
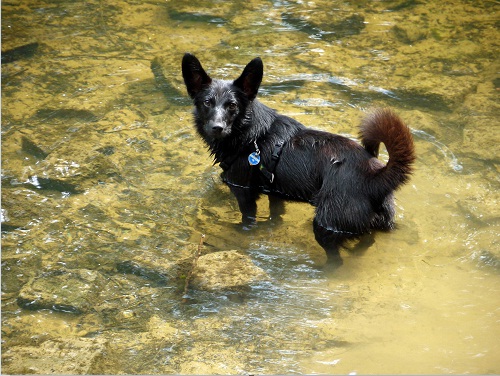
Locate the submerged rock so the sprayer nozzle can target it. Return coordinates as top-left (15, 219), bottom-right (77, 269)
top-left (1, 337), bottom-right (106, 374)
top-left (191, 250), bottom-right (268, 292)
top-left (116, 250), bottom-right (191, 287)
top-left (26, 151), bottom-right (120, 194)
top-left (282, 12), bottom-right (365, 40)
top-left (1, 42), bottom-right (39, 64)
top-left (394, 72), bottom-right (476, 111)
top-left (392, 24), bottom-right (428, 44)
top-left (21, 136), bottom-right (49, 160)
top-left (33, 108), bottom-right (99, 123)
top-left (17, 269), bottom-right (107, 314)
top-left (1, 253), bottom-right (42, 294)
top-left (116, 260), bottom-right (173, 286)
top-left (460, 80), bottom-right (499, 159)
top-left (116, 249), bottom-right (267, 293)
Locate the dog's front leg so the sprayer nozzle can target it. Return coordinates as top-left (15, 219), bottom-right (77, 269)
top-left (268, 194), bottom-right (285, 222)
top-left (229, 186), bottom-right (258, 230)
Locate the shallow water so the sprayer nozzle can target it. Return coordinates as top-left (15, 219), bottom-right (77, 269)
top-left (1, 0), bottom-right (499, 374)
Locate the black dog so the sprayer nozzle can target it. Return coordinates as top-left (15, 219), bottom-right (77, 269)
top-left (182, 53), bottom-right (415, 262)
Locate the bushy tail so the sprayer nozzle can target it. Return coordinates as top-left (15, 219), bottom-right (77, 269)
top-left (360, 108), bottom-right (415, 194)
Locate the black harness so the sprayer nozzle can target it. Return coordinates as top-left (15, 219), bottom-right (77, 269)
top-left (258, 140), bottom-right (284, 184)
top-left (220, 140), bottom-right (317, 204)
top-left (219, 140), bottom-right (285, 186)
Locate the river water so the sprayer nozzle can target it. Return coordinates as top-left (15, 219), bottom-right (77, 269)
top-left (2, 0), bottom-right (499, 374)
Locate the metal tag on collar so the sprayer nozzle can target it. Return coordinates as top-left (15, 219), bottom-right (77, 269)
top-left (248, 152), bottom-right (260, 165)
top-left (248, 141), bottom-right (261, 166)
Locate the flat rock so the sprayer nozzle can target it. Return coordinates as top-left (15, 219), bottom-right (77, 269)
top-left (1, 337), bottom-right (106, 374)
top-left (191, 250), bottom-right (268, 292)
top-left (17, 268), bottom-right (107, 314)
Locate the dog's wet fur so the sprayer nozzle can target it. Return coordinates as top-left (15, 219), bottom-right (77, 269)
top-left (182, 53), bottom-right (415, 263)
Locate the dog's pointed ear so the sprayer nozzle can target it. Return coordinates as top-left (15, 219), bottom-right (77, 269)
top-left (182, 53), bottom-right (212, 98)
top-left (233, 57), bottom-right (263, 101)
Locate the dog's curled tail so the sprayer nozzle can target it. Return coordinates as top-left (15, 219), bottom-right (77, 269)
top-left (360, 108), bottom-right (415, 193)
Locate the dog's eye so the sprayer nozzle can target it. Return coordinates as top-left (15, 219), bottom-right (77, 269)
top-left (227, 102), bottom-right (238, 111)
top-left (203, 100), bottom-right (212, 107)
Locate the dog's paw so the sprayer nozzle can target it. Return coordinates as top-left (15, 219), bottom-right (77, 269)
top-left (241, 224), bottom-right (258, 232)
top-left (240, 217), bottom-right (257, 231)
top-left (267, 215), bottom-right (283, 226)
top-left (325, 252), bottom-right (344, 269)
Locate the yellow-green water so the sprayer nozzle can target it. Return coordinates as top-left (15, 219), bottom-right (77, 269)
top-left (2, 0), bottom-right (499, 373)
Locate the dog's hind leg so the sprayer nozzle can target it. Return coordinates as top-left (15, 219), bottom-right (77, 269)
top-left (312, 218), bottom-right (345, 265)
top-left (312, 188), bottom-right (372, 265)
top-left (370, 194), bottom-right (395, 230)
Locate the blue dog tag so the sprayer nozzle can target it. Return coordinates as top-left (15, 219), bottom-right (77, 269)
top-left (248, 152), bottom-right (261, 166)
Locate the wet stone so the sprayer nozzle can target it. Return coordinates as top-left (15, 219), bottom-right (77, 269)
top-left (21, 136), bottom-right (49, 160)
top-left (392, 24), bottom-right (428, 44)
top-left (281, 12), bottom-right (365, 40)
top-left (471, 249), bottom-right (500, 271)
top-left (191, 250), bottom-right (268, 292)
top-left (1, 253), bottom-right (42, 294)
top-left (0, 188), bottom-right (59, 230)
top-left (461, 103), bottom-right (499, 159)
top-left (116, 260), bottom-right (172, 286)
top-left (27, 151), bottom-right (121, 193)
top-left (1, 42), bottom-right (39, 64)
top-left (94, 274), bottom-right (166, 328)
top-left (146, 315), bottom-right (180, 340)
top-left (1, 337), bottom-right (106, 374)
top-left (116, 250), bottom-right (191, 287)
top-left (33, 108), bottom-right (100, 123)
top-left (395, 72), bottom-right (476, 110)
top-left (17, 268), bottom-right (107, 314)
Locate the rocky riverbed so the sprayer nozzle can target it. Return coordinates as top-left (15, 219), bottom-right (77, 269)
top-left (2, 0), bottom-right (499, 373)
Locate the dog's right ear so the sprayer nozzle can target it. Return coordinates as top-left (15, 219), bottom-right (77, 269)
top-left (182, 53), bottom-right (212, 98)
top-left (233, 57), bottom-right (263, 101)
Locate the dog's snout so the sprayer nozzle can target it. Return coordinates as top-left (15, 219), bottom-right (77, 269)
top-left (212, 124), bottom-right (224, 132)
top-left (207, 120), bottom-right (227, 138)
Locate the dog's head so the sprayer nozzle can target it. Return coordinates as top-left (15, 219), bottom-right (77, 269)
top-left (182, 53), bottom-right (263, 141)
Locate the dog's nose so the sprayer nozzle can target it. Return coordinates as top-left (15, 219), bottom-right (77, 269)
top-left (208, 119), bottom-right (225, 133)
top-left (207, 119), bottom-right (226, 137)
top-left (212, 125), bottom-right (224, 134)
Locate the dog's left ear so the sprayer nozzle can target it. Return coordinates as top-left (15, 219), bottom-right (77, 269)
top-left (233, 57), bottom-right (263, 101)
